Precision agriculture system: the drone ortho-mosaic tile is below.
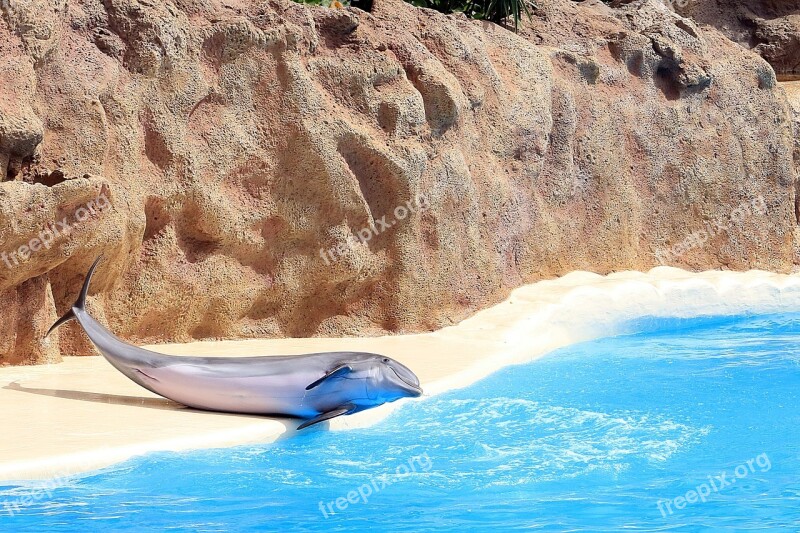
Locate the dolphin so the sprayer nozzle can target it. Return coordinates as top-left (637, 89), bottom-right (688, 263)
top-left (46, 257), bottom-right (422, 430)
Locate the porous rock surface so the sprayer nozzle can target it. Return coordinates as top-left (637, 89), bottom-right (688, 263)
top-left (673, 0), bottom-right (800, 77)
top-left (786, 81), bottom-right (800, 181)
top-left (0, 0), bottom-right (797, 364)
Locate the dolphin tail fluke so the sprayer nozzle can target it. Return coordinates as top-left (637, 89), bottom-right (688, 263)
top-left (46, 308), bottom-right (76, 338)
top-left (46, 255), bottom-right (104, 338)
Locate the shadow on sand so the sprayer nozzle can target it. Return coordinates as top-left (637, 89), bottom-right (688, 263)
top-left (3, 381), bottom-right (185, 410)
top-left (2, 382), bottom-right (301, 428)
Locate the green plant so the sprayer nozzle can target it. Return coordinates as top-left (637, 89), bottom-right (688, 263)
top-left (413, 0), bottom-right (534, 31)
top-left (465, 0), bottom-right (533, 30)
top-left (292, 0), bottom-right (533, 32)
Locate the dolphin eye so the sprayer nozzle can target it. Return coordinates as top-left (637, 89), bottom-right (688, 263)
top-left (382, 358), bottom-right (390, 363)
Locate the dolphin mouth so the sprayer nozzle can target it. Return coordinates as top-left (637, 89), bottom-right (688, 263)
top-left (407, 385), bottom-right (423, 397)
top-left (404, 383), bottom-right (423, 397)
top-left (391, 368), bottom-right (423, 397)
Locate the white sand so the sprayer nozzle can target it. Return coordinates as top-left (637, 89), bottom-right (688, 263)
top-left (2, 266), bottom-right (800, 482)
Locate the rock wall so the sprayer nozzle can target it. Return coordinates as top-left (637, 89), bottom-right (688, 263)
top-left (0, 0), bottom-right (797, 364)
top-left (786, 81), bottom-right (800, 189)
top-left (673, 0), bottom-right (800, 77)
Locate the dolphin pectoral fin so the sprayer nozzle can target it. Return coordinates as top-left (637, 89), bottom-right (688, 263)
top-left (296, 403), bottom-right (356, 430)
top-left (134, 368), bottom-right (160, 383)
top-left (304, 364), bottom-right (354, 391)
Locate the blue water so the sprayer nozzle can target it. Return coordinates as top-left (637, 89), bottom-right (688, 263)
top-left (2, 313), bottom-right (800, 532)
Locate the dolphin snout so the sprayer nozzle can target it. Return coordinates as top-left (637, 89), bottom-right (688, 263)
top-left (383, 359), bottom-right (423, 399)
top-left (407, 384), bottom-right (423, 398)
top-left (394, 371), bottom-right (423, 397)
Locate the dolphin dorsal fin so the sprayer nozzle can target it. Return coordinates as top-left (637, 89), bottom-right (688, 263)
top-left (305, 364), bottom-right (353, 390)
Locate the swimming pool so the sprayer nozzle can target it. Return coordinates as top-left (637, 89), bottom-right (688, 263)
top-left (2, 313), bottom-right (799, 531)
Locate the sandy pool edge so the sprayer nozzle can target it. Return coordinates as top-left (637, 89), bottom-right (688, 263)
top-left (3, 266), bottom-right (800, 483)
